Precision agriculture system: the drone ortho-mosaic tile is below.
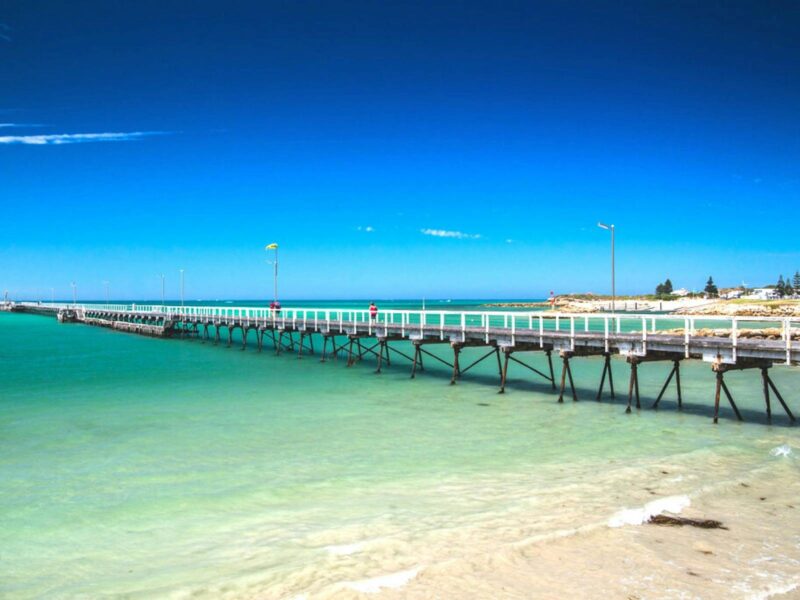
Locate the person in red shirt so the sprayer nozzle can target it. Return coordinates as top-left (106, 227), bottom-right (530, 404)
top-left (369, 301), bottom-right (378, 321)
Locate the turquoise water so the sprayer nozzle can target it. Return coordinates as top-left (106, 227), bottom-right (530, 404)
top-left (2, 308), bottom-right (799, 598)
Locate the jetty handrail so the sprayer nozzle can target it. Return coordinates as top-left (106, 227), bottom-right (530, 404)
top-left (23, 302), bottom-right (800, 330)
top-left (21, 301), bottom-right (800, 323)
top-left (14, 301), bottom-right (799, 364)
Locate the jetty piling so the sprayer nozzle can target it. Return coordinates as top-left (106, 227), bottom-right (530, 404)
top-left (596, 352), bottom-right (616, 401)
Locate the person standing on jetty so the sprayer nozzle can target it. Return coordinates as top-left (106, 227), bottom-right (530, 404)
top-left (369, 301), bottom-right (378, 322)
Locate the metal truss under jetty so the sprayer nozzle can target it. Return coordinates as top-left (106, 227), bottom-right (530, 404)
top-left (6, 302), bottom-right (800, 424)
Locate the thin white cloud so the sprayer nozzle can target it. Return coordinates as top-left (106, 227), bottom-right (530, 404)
top-left (421, 228), bottom-right (481, 240)
top-left (357, 225), bottom-right (375, 233)
top-left (0, 131), bottom-right (168, 145)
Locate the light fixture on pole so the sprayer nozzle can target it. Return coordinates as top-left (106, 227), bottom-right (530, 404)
top-left (265, 243), bottom-right (279, 303)
top-left (597, 222), bottom-right (616, 313)
top-left (179, 269), bottom-right (185, 307)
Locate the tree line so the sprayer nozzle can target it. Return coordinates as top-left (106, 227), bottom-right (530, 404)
top-left (654, 272), bottom-right (800, 299)
top-left (775, 272), bottom-right (800, 298)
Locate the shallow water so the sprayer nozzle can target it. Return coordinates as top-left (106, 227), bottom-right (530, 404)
top-left (1, 309), bottom-right (799, 598)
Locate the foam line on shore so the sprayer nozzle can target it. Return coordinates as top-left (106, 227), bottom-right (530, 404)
top-left (608, 495), bottom-right (691, 528)
top-left (324, 542), bottom-right (365, 556)
top-left (342, 567), bottom-right (421, 593)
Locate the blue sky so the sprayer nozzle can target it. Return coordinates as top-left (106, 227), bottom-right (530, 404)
top-left (1, 1), bottom-right (799, 300)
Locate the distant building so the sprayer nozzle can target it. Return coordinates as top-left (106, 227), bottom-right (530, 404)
top-left (720, 289), bottom-right (744, 299)
top-left (746, 288), bottom-right (779, 300)
top-left (672, 288), bottom-right (690, 297)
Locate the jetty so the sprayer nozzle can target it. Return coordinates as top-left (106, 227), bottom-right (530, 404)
top-left (7, 302), bottom-right (800, 424)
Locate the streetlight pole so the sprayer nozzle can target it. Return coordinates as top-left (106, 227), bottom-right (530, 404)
top-left (160, 274), bottom-right (165, 306)
top-left (179, 269), bottom-right (185, 307)
top-left (597, 222), bottom-right (615, 312)
top-left (265, 243), bottom-right (279, 303)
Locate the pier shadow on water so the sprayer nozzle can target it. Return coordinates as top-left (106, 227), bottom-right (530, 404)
top-left (203, 331), bottom-right (799, 429)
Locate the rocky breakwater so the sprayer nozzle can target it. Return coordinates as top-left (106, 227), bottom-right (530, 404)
top-left (483, 299), bottom-right (602, 313)
top-left (662, 327), bottom-right (800, 341)
top-left (674, 301), bottom-right (800, 318)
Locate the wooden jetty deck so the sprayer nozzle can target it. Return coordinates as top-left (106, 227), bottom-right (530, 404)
top-left (9, 302), bottom-right (800, 424)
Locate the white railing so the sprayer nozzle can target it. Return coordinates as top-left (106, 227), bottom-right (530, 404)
top-left (18, 302), bottom-right (799, 364)
top-left (20, 302), bottom-right (800, 332)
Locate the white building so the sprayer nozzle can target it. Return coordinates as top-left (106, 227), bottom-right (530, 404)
top-left (672, 288), bottom-right (690, 297)
top-left (721, 289), bottom-right (744, 299)
top-left (746, 288), bottom-right (779, 300)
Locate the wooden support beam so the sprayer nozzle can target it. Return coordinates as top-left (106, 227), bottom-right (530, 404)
top-left (653, 360), bottom-right (682, 409)
top-left (557, 353), bottom-right (578, 402)
top-left (712, 360), bottom-right (793, 423)
top-left (498, 348), bottom-right (510, 394)
top-left (416, 345), bottom-right (454, 369)
top-left (719, 376), bottom-right (743, 422)
top-left (320, 335), bottom-right (329, 362)
top-left (547, 350), bottom-right (555, 391)
top-left (506, 353), bottom-right (554, 385)
top-left (268, 329), bottom-right (278, 353)
top-left (626, 360), bottom-right (640, 413)
top-left (376, 341), bottom-right (387, 374)
top-left (450, 345), bottom-right (461, 384)
top-left (596, 352), bottom-right (616, 401)
top-left (765, 371), bottom-right (795, 422)
top-left (456, 346), bottom-right (500, 378)
top-left (383, 343), bottom-right (414, 364)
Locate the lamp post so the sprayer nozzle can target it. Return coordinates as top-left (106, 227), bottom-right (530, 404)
top-left (179, 269), bottom-right (185, 307)
top-left (265, 243), bottom-right (279, 303)
top-left (160, 274), bottom-right (165, 306)
top-left (597, 222), bottom-right (615, 312)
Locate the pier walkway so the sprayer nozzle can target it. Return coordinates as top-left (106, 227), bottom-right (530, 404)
top-left (7, 302), bottom-right (800, 424)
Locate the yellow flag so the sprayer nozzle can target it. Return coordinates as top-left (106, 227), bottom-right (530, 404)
top-left (265, 243), bottom-right (278, 250)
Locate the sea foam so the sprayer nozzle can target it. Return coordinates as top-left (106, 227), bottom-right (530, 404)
top-left (608, 495), bottom-right (691, 528)
top-left (324, 542), bottom-right (365, 556)
top-left (343, 567), bottom-right (421, 593)
top-left (769, 444), bottom-right (792, 458)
